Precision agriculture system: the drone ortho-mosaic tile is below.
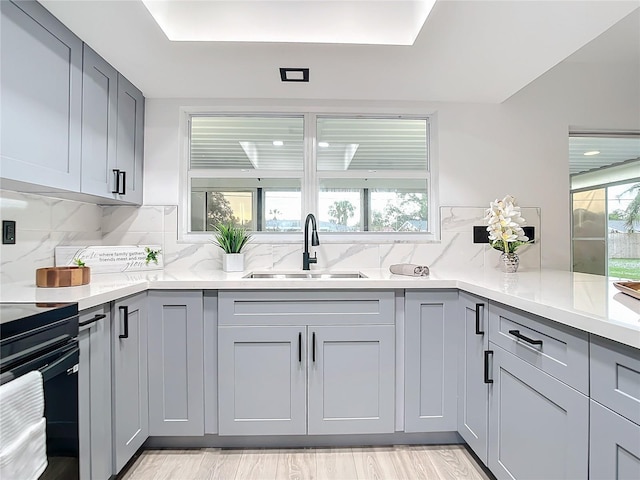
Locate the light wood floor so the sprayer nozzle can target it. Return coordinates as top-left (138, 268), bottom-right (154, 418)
top-left (119, 445), bottom-right (493, 480)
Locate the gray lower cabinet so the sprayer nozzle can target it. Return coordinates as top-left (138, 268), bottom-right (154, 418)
top-left (488, 345), bottom-right (588, 480)
top-left (1, 0), bottom-right (82, 192)
top-left (457, 292), bottom-right (489, 464)
top-left (218, 290), bottom-right (395, 437)
top-left (78, 304), bottom-right (112, 480)
top-left (308, 325), bottom-right (395, 435)
top-left (590, 335), bottom-right (640, 426)
top-left (590, 400), bottom-right (640, 480)
top-left (203, 292), bottom-right (218, 435)
top-left (218, 324), bottom-right (395, 436)
top-left (148, 291), bottom-right (204, 436)
top-left (218, 325), bottom-right (307, 436)
top-left (404, 290), bottom-right (459, 432)
top-left (112, 292), bottom-right (148, 474)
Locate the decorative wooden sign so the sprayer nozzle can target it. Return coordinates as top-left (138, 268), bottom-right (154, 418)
top-left (55, 245), bottom-right (163, 273)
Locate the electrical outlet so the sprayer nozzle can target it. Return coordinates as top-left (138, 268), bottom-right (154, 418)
top-left (2, 220), bottom-right (16, 244)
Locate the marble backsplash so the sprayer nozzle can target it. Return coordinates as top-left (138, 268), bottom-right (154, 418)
top-left (0, 189), bottom-right (541, 283)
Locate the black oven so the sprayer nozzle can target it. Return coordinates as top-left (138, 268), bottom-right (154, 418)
top-left (0, 303), bottom-right (80, 480)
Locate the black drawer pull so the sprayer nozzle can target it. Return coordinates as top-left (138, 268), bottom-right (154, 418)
top-left (298, 332), bottom-right (302, 363)
top-left (119, 306), bottom-right (129, 339)
top-left (509, 329), bottom-right (543, 346)
top-left (475, 303), bottom-right (484, 335)
top-left (119, 170), bottom-right (126, 195)
top-left (79, 314), bottom-right (106, 327)
top-left (312, 332), bottom-right (316, 363)
top-left (112, 169), bottom-right (120, 194)
top-left (484, 350), bottom-right (494, 384)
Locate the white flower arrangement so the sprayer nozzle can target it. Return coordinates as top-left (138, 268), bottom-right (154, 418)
top-left (485, 195), bottom-right (530, 254)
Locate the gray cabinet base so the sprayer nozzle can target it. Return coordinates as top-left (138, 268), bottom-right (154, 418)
top-left (143, 431), bottom-right (463, 449)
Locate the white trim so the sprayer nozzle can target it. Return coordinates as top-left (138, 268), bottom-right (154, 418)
top-left (179, 107), bottom-right (439, 243)
top-left (181, 231), bottom-right (439, 245)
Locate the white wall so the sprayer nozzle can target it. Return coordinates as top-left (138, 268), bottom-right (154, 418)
top-left (142, 57), bottom-right (640, 270)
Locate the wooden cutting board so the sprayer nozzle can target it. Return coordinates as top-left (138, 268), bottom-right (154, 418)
top-left (36, 266), bottom-right (91, 287)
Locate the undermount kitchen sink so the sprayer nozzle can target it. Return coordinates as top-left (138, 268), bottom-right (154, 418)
top-left (243, 271), bottom-right (367, 279)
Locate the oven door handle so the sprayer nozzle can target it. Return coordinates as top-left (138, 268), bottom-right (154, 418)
top-left (39, 346), bottom-right (79, 382)
top-left (0, 334), bottom-right (72, 372)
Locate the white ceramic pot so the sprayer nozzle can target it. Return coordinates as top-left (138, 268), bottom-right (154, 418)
top-left (223, 253), bottom-right (245, 272)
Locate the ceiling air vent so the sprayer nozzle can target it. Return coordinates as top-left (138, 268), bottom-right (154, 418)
top-left (279, 68), bottom-right (309, 82)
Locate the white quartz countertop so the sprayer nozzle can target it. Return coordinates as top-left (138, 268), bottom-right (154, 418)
top-left (1, 267), bottom-right (639, 349)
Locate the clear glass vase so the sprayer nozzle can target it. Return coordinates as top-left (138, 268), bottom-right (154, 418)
top-left (500, 252), bottom-right (520, 273)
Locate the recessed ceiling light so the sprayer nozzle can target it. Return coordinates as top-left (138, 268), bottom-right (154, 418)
top-left (273, 140), bottom-right (284, 146)
top-left (280, 68), bottom-right (309, 83)
top-left (318, 142), bottom-right (329, 148)
top-left (583, 150), bottom-right (601, 156)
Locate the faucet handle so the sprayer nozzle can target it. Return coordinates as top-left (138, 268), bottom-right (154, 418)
top-left (309, 253), bottom-right (317, 264)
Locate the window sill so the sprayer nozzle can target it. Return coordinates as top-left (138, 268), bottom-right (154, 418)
top-left (180, 231), bottom-right (440, 244)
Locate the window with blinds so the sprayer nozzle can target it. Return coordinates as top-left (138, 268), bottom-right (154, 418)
top-left (187, 113), bottom-right (432, 236)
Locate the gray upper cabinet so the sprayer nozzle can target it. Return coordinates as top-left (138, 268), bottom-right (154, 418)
top-left (589, 399), bottom-right (640, 480)
top-left (0, 0), bottom-right (82, 192)
top-left (404, 290), bottom-right (459, 433)
top-left (115, 74), bottom-right (144, 204)
top-left (148, 291), bottom-right (204, 436)
top-left (112, 292), bottom-right (148, 474)
top-left (457, 292), bottom-right (489, 465)
top-left (78, 304), bottom-right (112, 480)
top-left (81, 45), bottom-right (118, 199)
top-left (0, 0), bottom-right (144, 204)
top-left (308, 325), bottom-right (395, 435)
top-left (488, 345), bottom-right (588, 480)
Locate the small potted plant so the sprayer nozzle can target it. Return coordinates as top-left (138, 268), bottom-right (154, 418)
top-left (212, 223), bottom-right (252, 272)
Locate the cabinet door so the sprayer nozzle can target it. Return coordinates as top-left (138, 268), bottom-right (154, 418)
top-left (0, 0), bottom-right (82, 191)
top-left (78, 305), bottom-right (112, 480)
top-left (148, 291), bottom-right (204, 436)
top-left (115, 74), bottom-right (144, 204)
top-left (590, 400), bottom-right (640, 480)
top-left (404, 290), bottom-right (459, 432)
top-left (81, 45), bottom-right (118, 199)
top-left (488, 346), bottom-right (588, 480)
top-left (458, 292), bottom-right (489, 464)
top-left (112, 293), bottom-right (148, 474)
top-left (308, 325), bottom-right (395, 435)
top-left (218, 326), bottom-right (306, 435)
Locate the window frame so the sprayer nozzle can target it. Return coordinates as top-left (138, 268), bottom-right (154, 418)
top-left (179, 106), bottom-right (440, 244)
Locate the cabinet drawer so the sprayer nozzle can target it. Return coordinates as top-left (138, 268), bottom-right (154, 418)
top-left (591, 335), bottom-right (640, 425)
top-left (218, 290), bottom-right (394, 326)
top-left (489, 302), bottom-right (589, 393)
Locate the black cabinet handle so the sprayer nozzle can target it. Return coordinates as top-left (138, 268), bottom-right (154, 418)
top-left (298, 332), bottom-right (302, 363)
top-left (112, 169), bottom-right (120, 194)
top-left (119, 306), bottom-right (129, 339)
top-left (509, 329), bottom-right (543, 346)
top-left (79, 313), bottom-right (106, 327)
top-left (119, 170), bottom-right (126, 195)
top-left (475, 303), bottom-right (484, 335)
top-left (312, 332), bottom-right (316, 363)
top-left (484, 350), bottom-right (494, 384)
